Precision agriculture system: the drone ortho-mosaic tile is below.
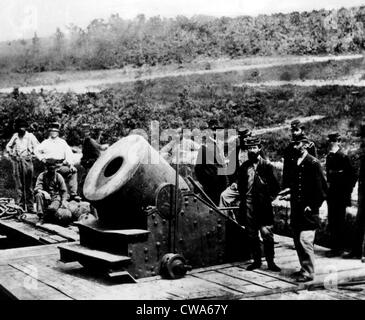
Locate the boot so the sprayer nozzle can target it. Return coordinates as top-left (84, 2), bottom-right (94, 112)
top-left (267, 261), bottom-right (281, 272)
top-left (246, 261), bottom-right (262, 271)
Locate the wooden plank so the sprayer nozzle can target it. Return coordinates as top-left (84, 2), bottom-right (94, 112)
top-left (8, 261), bottom-right (109, 300)
top-left (0, 244), bottom-right (60, 264)
top-left (0, 220), bottom-right (52, 243)
top-left (36, 223), bottom-right (79, 241)
top-left (192, 270), bottom-right (269, 294)
top-left (0, 265), bottom-right (72, 300)
top-left (218, 267), bottom-right (297, 290)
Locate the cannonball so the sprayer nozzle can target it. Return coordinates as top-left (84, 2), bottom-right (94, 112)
top-left (77, 213), bottom-right (97, 224)
top-left (55, 208), bottom-right (73, 226)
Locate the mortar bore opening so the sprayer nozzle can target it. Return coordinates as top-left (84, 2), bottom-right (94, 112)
top-left (104, 157), bottom-right (124, 178)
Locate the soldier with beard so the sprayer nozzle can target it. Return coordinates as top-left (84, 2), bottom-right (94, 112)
top-left (237, 137), bottom-right (281, 272)
top-left (286, 135), bottom-right (327, 282)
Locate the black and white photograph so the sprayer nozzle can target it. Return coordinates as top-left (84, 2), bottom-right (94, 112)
top-left (0, 0), bottom-right (365, 306)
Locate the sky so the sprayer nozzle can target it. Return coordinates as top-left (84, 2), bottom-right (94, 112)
top-left (0, 0), bottom-right (364, 41)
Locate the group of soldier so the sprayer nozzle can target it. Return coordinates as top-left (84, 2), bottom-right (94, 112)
top-left (195, 119), bottom-right (362, 283)
top-left (5, 119), bottom-right (107, 223)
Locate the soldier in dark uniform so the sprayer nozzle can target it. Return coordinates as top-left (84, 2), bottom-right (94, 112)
top-left (286, 135), bottom-right (327, 282)
top-left (195, 120), bottom-right (228, 205)
top-left (80, 124), bottom-right (108, 171)
top-left (326, 132), bottom-right (357, 255)
top-left (344, 121), bottom-right (364, 260)
top-left (282, 120), bottom-right (317, 191)
top-left (237, 137), bottom-right (281, 272)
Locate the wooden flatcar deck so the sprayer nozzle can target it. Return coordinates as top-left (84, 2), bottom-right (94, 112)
top-left (1, 228), bottom-right (365, 300)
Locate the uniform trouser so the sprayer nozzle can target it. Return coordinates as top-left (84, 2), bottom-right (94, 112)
top-left (35, 193), bottom-right (61, 220)
top-left (11, 158), bottom-right (34, 211)
top-left (57, 165), bottom-right (78, 197)
top-left (327, 199), bottom-right (346, 250)
top-left (219, 187), bottom-right (240, 220)
top-left (245, 198), bottom-right (275, 264)
top-left (293, 229), bottom-right (316, 278)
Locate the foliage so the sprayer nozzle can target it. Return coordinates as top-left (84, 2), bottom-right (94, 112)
top-left (2, 7), bottom-right (365, 73)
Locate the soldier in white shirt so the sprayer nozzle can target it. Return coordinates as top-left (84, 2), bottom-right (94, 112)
top-left (35, 122), bottom-right (81, 201)
top-left (6, 119), bottom-right (39, 212)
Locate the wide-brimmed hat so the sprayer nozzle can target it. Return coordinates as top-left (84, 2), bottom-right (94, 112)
top-left (15, 119), bottom-right (28, 130)
top-left (45, 158), bottom-right (62, 168)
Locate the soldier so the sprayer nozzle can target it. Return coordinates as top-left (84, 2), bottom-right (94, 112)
top-left (219, 129), bottom-right (252, 218)
top-left (80, 124), bottom-right (108, 172)
top-left (344, 121), bottom-right (365, 259)
top-left (286, 135), bottom-right (327, 282)
top-left (237, 137), bottom-right (281, 272)
top-left (326, 132), bottom-right (357, 255)
top-left (35, 122), bottom-right (81, 201)
top-left (34, 159), bottom-right (68, 223)
top-left (195, 119), bottom-right (228, 205)
top-left (6, 119), bottom-right (39, 212)
top-left (282, 120), bottom-right (317, 191)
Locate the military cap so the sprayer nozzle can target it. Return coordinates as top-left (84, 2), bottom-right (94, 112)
top-left (290, 119), bottom-right (301, 129)
top-left (292, 133), bottom-right (310, 144)
top-left (49, 122), bottom-right (61, 132)
top-left (238, 128), bottom-right (252, 138)
top-left (243, 137), bottom-right (261, 148)
top-left (207, 119), bottom-right (224, 130)
top-left (327, 132), bottom-right (341, 142)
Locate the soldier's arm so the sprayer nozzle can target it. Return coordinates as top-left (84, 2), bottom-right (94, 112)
top-left (34, 140), bottom-right (46, 161)
top-left (58, 175), bottom-right (68, 202)
top-left (5, 134), bottom-right (16, 155)
top-left (34, 174), bottom-right (44, 193)
top-left (312, 161), bottom-right (328, 209)
top-left (344, 154), bottom-right (358, 191)
top-left (267, 162), bottom-right (280, 198)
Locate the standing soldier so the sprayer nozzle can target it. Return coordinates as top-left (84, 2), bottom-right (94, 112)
top-left (35, 122), bottom-right (81, 201)
top-left (326, 132), bottom-right (357, 256)
top-left (6, 119), bottom-right (39, 213)
top-left (80, 124), bottom-right (108, 172)
top-left (237, 137), bottom-right (281, 272)
top-left (282, 120), bottom-right (317, 191)
top-left (195, 119), bottom-right (228, 205)
top-left (286, 135), bottom-right (327, 282)
top-left (344, 120), bottom-right (365, 260)
top-left (219, 129), bottom-right (252, 217)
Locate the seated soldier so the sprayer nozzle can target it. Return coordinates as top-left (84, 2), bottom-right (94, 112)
top-left (34, 159), bottom-right (68, 223)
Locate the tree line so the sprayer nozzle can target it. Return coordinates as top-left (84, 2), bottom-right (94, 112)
top-left (1, 6), bottom-right (365, 73)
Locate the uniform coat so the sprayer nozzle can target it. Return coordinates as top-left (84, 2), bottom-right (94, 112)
top-left (282, 140), bottom-right (317, 189)
top-left (289, 154), bottom-right (328, 231)
top-left (237, 157), bottom-right (280, 226)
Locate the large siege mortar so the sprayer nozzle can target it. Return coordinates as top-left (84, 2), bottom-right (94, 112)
top-left (58, 135), bottom-right (246, 282)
